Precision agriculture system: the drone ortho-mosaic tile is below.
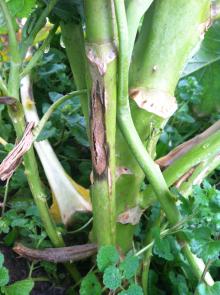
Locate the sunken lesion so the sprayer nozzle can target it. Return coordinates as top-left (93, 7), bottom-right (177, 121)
top-left (90, 79), bottom-right (109, 177)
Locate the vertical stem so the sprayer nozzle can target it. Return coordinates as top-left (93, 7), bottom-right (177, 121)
top-left (84, 0), bottom-right (117, 245)
top-left (114, 0), bottom-right (180, 225)
top-left (115, 0), bottom-right (210, 253)
top-left (114, 0), bottom-right (213, 285)
top-left (61, 21), bottom-right (89, 125)
top-left (142, 213), bottom-right (162, 295)
top-left (126, 0), bottom-right (154, 63)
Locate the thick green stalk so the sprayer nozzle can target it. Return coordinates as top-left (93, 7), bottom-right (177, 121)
top-left (141, 130), bottom-right (220, 208)
top-left (114, 0), bottom-right (213, 284)
top-left (126, 0), bottom-right (154, 63)
top-left (84, 0), bottom-right (117, 245)
top-left (114, 0), bottom-right (180, 227)
top-left (115, 0), bottom-right (211, 250)
top-left (61, 21), bottom-right (89, 124)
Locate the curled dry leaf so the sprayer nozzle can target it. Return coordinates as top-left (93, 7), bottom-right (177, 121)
top-left (0, 122), bottom-right (34, 181)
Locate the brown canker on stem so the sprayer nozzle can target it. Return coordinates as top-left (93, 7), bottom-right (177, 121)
top-left (90, 79), bottom-right (108, 177)
top-left (86, 42), bottom-right (116, 179)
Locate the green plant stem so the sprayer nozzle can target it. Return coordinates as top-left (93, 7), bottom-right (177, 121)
top-left (115, 0), bottom-right (210, 251)
top-left (114, 0), bottom-right (213, 284)
top-left (61, 21), bottom-right (89, 125)
top-left (21, 24), bottom-right (58, 78)
top-left (114, 0), bottom-right (180, 225)
top-left (0, 0), bottom-right (21, 99)
top-left (141, 130), bottom-right (220, 208)
top-left (33, 89), bottom-right (87, 140)
top-left (142, 212), bottom-right (162, 295)
top-left (126, 0), bottom-right (154, 63)
top-left (84, 0), bottom-right (117, 246)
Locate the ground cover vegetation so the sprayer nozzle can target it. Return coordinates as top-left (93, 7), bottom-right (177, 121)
top-left (1, 0), bottom-right (220, 294)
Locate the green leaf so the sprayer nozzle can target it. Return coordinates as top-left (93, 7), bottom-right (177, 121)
top-left (79, 273), bottom-right (101, 295)
top-left (190, 227), bottom-right (220, 261)
top-left (97, 246), bottom-right (119, 272)
top-left (103, 266), bottom-right (122, 291)
top-left (118, 284), bottom-right (144, 295)
top-left (196, 282), bottom-right (220, 295)
top-left (153, 236), bottom-right (174, 261)
top-left (119, 256), bottom-right (139, 280)
top-left (169, 271), bottom-right (191, 295)
top-left (182, 21), bottom-right (220, 115)
top-left (11, 218), bottom-right (28, 228)
top-left (2, 279), bottom-right (34, 295)
top-left (7, 0), bottom-right (36, 18)
top-left (0, 267), bottom-right (9, 287)
top-left (0, 219), bottom-right (10, 234)
top-left (183, 20), bottom-right (220, 77)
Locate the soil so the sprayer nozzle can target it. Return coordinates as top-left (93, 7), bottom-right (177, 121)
top-left (0, 246), bottom-right (67, 295)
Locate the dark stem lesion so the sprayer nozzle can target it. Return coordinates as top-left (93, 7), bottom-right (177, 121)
top-left (90, 79), bottom-right (108, 178)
